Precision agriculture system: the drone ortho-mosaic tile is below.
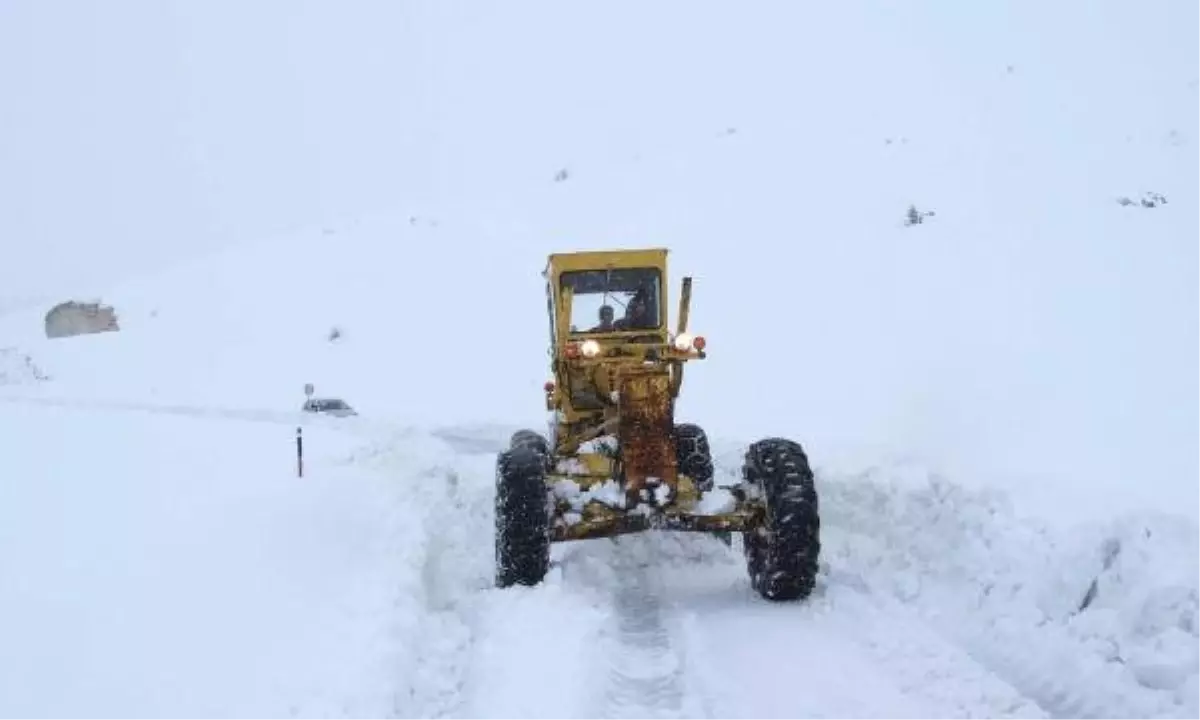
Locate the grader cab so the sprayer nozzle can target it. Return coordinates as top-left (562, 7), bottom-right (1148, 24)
top-left (494, 248), bottom-right (821, 601)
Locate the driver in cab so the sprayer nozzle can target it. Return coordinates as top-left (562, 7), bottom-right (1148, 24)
top-left (591, 304), bottom-right (616, 332)
top-left (613, 291), bottom-right (654, 330)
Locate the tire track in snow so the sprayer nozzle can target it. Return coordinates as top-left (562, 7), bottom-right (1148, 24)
top-left (429, 425), bottom-right (693, 717)
top-left (568, 535), bottom-right (734, 720)
top-left (601, 559), bottom-right (687, 719)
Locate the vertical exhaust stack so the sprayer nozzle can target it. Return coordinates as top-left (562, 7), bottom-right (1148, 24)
top-left (677, 276), bottom-right (692, 336)
top-left (670, 276), bottom-right (692, 399)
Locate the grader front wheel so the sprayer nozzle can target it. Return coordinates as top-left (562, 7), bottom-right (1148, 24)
top-left (742, 438), bottom-right (821, 601)
top-left (510, 429), bottom-right (550, 464)
top-left (495, 446), bottom-right (550, 588)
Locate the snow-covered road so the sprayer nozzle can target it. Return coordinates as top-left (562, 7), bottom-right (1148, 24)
top-left (424, 425), bottom-right (1039, 719)
top-left (390, 421), bottom-right (1199, 719)
top-left (1, 398), bottom-right (1195, 718)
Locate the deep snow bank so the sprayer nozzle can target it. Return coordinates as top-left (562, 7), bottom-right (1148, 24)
top-left (813, 457), bottom-right (1200, 718)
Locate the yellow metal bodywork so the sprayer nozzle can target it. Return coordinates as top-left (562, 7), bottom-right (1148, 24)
top-left (542, 248), bottom-right (703, 444)
top-left (541, 248), bottom-right (746, 542)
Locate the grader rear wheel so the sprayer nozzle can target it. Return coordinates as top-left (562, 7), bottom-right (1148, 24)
top-left (675, 422), bottom-right (730, 546)
top-left (675, 422), bottom-right (714, 492)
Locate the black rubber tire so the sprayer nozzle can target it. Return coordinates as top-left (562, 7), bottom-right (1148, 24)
top-left (675, 423), bottom-right (714, 493)
top-left (510, 429), bottom-right (550, 458)
top-left (741, 438), bottom-right (820, 601)
top-left (495, 447), bottom-right (551, 588)
top-left (676, 423), bottom-right (728, 546)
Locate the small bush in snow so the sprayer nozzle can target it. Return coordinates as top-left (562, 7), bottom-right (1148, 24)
top-left (904, 204), bottom-right (936, 226)
top-left (1116, 192), bottom-right (1168, 209)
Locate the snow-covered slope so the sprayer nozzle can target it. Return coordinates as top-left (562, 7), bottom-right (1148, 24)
top-left (0, 0), bottom-right (1196, 716)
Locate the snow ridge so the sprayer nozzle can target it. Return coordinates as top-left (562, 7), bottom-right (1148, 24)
top-left (819, 462), bottom-right (1200, 718)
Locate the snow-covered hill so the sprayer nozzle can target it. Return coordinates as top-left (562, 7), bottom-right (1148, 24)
top-left (0, 0), bottom-right (1196, 716)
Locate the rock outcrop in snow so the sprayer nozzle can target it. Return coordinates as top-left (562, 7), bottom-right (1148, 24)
top-left (44, 300), bottom-right (120, 339)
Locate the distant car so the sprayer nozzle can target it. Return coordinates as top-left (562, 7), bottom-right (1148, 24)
top-left (301, 397), bottom-right (358, 417)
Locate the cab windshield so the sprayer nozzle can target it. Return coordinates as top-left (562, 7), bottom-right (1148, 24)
top-left (561, 267), bottom-right (662, 334)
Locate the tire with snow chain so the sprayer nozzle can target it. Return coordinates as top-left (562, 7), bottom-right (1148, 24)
top-left (510, 429), bottom-right (550, 463)
top-left (676, 423), bottom-right (730, 546)
top-left (675, 423), bottom-right (714, 492)
top-left (742, 438), bottom-right (820, 601)
top-left (495, 446), bottom-right (551, 588)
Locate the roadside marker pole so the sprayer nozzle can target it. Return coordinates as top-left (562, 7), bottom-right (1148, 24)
top-left (296, 426), bottom-right (304, 478)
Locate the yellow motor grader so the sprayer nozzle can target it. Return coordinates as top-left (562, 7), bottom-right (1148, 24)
top-left (494, 248), bottom-right (820, 601)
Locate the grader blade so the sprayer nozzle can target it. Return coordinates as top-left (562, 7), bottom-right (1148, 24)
top-left (548, 505), bottom-right (759, 541)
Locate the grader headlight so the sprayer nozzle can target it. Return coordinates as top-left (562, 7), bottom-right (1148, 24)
top-left (673, 333), bottom-right (694, 351)
top-left (581, 339), bottom-right (601, 358)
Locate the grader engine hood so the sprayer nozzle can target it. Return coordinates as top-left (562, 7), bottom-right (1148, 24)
top-left (616, 364), bottom-right (677, 503)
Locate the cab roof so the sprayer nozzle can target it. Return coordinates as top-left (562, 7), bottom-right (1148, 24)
top-left (544, 248), bottom-right (668, 277)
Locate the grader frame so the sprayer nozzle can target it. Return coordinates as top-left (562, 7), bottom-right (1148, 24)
top-left (538, 249), bottom-right (749, 541)
top-left (494, 247), bottom-right (822, 602)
